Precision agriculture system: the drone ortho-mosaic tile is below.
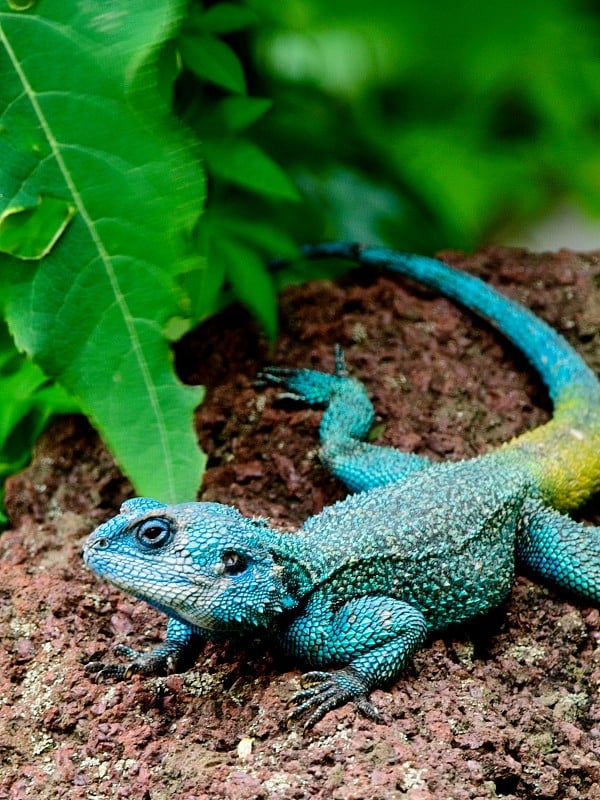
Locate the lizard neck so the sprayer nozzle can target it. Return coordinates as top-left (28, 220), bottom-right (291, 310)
top-left (265, 527), bottom-right (328, 600)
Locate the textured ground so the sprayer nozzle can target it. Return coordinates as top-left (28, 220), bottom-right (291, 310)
top-left (1, 246), bottom-right (600, 799)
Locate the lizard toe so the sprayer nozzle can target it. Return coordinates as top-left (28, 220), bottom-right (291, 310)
top-left (288, 667), bottom-right (376, 730)
top-left (84, 642), bottom-right (180, 682)
top-left (114, 644), bottom-right (140, 660)
top-left (255, 366), bottom-right (299, 387)
top-left (355, 696), bottom-right (384, 723)
top-left (84, 660), bottom-right (128, 681)
top-left (299, 670), bottom-right (333, 685)
top-left (257, 366), bottom-right (344, 405)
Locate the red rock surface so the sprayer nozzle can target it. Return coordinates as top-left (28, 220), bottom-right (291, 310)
top-left (2, 247), bottom-right (600, 799)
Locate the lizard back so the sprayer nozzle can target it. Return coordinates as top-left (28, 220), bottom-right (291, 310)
top-left (296, 457), bottom-right (531, 631)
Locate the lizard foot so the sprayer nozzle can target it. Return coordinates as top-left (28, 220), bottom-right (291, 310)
top-left (289, 668), bottom-right (383, 731)
top-left (256, 366), bottom-right (342, 405)
top-left (257, 347), bottom-right (348, 405)
top-left (84, 643), bottom-right (181, 682)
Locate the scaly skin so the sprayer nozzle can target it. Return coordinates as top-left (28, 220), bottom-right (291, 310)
top-left (83, 244), bottom-right (600, 729)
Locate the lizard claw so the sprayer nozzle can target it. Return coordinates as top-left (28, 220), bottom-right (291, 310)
top-left (84, 643), bottom-right (177, 682)
top-left (256, 365), bottom-right (297, 382)
top-left (84, 659), bottom-right (128, 682)
top-left (288, 668), bottom-right (383, 730)
top-left (332, 343), bottom-right (347, 377)
top-left (85, 662), bottom-right (126, 682)
top-left (254, 366), bottom-right (301, 392)
top-left (256, 364), bottom-right (347, 406)
top-left (256, 347), bottom-right (346, 391)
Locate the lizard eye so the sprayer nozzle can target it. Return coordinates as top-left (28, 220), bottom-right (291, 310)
top-left (221, 550), bottom-right (248, 575)
top-left (134, 518), bottom-right (173, 550)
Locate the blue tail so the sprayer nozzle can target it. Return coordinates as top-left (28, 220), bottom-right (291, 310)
top-left (299, 243), bottom-right (599, 409)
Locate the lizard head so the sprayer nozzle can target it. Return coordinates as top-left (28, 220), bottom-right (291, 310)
top-left (83, 498), bottom-right (296, 632)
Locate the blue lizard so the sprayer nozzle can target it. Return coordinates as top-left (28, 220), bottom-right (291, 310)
top-left (84, 243), bottom-right (600, 729)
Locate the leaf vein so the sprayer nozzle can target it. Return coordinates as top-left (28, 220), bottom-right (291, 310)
top-left (0, 18), bottom-right (178, 499)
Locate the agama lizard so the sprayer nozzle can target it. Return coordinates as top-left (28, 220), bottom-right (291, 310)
top-left (84, 243), bottom-right (600, 729)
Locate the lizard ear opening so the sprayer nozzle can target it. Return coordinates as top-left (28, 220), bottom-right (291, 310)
top-left (221, 550), bottom-right (248, 575)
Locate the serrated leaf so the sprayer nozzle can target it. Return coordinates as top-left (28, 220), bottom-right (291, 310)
top-left (179, 31), bottom-right (246, 93)
top-left (203, 139), bottom-right (299, 200)
top-left (0, 195), bottom-right (75, 259)
top-left (0, 0), bottom-right (206, 503)
top-left (7, 0), bottom-right (33, 10)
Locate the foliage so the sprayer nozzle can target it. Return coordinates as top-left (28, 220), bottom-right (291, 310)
top-left (1, 0), bottom-right (600, 520)
top-left (0, 322), bottom-right (78, 524)
top-left (0, 1), bottom-right (206, 506)
top-left (247, 0), bottom-right (600, 251)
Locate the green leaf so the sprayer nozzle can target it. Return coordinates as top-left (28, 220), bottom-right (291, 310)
top-left (0, 322), bottom-right (78, 453)
top-left (216, 238), bottom-right (278, 340)
top-left (179, 214), bottom-right (229, 322)
top-left (215, 214), bottom-right (298, 258)
top-left (7, 0), bottom-right (33, 10)
top-left (216, 96), bottom-right (273, 131)
top-left (0, 195), bottom-right (75, 259)
top-left (0, 0), bottom-right (206, 503)
top-left (0, 320), bottom-right (78, 529)
top-left (203, 139), bottom-right (300, 200)
top-left (200, 3), bottom-right (258, 34)
top-left (179, 31), bottom-right (246, 93)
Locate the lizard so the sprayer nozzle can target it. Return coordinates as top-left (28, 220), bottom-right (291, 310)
top-left (83, 242), bottom-right (600, 730)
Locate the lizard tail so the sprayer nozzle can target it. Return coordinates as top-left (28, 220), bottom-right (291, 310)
top-left (298, 242), bottom-right (600, 510)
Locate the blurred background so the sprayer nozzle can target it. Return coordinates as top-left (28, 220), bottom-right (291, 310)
top-left (192, 0), bottom-right (600, 254)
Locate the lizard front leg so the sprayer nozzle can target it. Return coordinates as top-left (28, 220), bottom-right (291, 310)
top-left (85, 616), bottom-right (206, 679)
top-left (259, 349), bottom-right (431, 492)
top-left (279, 594), bottom-right (428, 729)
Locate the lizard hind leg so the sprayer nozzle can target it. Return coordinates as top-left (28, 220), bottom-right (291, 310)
top-left (258, 349), bottom-right (432, 492)
top-left (518, 499), bottom-right (600, 603)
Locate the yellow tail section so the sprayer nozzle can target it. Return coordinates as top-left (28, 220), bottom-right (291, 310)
top-left (503, 394), bottom-right (600, 512)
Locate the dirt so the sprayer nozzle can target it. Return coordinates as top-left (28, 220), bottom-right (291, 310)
top-left (2, 246), bottom-right (600, 799)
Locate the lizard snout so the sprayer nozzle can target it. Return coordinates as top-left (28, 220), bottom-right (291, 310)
top-left (82, 530), bottom-right (110, 565)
